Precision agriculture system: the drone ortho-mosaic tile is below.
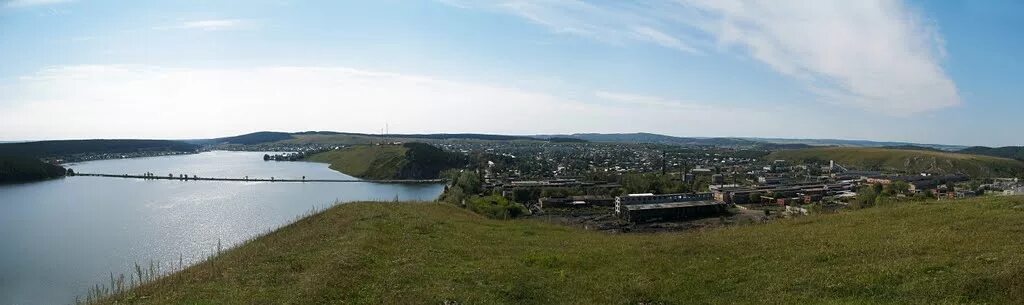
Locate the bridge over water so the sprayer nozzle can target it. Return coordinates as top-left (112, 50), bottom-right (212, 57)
top-left (72, 173), bottom-right (445, 184)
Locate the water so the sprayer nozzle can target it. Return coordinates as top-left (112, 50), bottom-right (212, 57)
top-left (0, 151), bottom-right (444, 305)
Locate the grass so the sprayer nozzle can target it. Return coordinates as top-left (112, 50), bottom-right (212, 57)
top-left (769, 147), bottom-right (1024, 177)
top-left (96, 196), bottom-right (1024, 304)
top-left (305, 145), bottom-right (409, 179)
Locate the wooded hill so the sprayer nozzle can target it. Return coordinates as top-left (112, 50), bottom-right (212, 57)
top-left (0, 155), bottom-right (66, 183)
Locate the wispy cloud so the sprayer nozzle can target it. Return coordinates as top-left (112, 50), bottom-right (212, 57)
top-left (594, 91), bottom-right (716, 111)
top-left (155, 19), bottom-right (252, 31)
top-left (4, 0), bottom-right (73, 8)
top-left (441, 0), bottom-right (960, 114)
top-left (0, 65), bottom-right (775, 139)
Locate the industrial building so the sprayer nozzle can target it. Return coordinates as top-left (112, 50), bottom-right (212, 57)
top-left (539, 195), bottom-right (614, 208)
top-left (711, 182), bottom-right (857, 204)
top-left (615, 193), bottom-right (725, 223)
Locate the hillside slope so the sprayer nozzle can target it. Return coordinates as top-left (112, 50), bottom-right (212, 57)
top-left (960, 146), bottom-right (1024, 161)
top-left (100, 197), bottom-right (1024, 304)
top-left (306, 143), bottom-right (464, 179)
top-left (769, 147), bottom-right (1024, 177)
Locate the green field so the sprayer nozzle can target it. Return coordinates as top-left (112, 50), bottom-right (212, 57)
top-left (769, 147), bottom-right (1024, 177)
top-left (306, 145), bottom-right (410, 179)
top-left (98, 196), bottom-right (1024, 304)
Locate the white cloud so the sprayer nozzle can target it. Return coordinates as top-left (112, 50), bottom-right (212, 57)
top-left (156, 19), bottom-right (251, 31)
top-left (0, 65), bottom-right (774, 140)
top-left (4, 0), bottom-right (72, 8)
top-left (440, 0), bottom-right (960, 114)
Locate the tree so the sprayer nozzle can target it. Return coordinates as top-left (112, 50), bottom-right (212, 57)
top-left (854, 185), bottom-right (879, 208)
top-left (748, 192), bottom-right (761, 204)
top-left (883, 181), bottom-right (911, 196)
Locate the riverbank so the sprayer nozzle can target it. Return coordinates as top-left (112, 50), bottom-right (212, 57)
top-left (96, 196), bottom-right (1024, 304)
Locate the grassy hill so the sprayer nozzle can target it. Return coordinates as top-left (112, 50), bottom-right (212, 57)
top-left (98, 197), bottom-right (1024, 304)
top-left (306, 145), bottom-right (409, 179)
top-left (960, 146), bottom-right (1024, 162)
top-left (306, 143), bottom-right (465, 179)
top-left (0, 155), bottom-right (66, 183)
top-left (769, 147), bottom-right (1024, 177)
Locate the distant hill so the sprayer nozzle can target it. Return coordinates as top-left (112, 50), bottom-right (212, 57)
top-left (959, 146), bottom-right (1024, 161)
top-left (205, 131), bottom-right (975, 151)
top-left (211, 131), bottom-right (539, 145)
top-left (212, 132), bottom-right (296, 145)
top-left (0, 140), bottom-right (198, 158)
top-left (768, 147), bottom-right (1024, 177)
top-left (0, 155), bottom-right (66, 183)
top-left (749, 137), bottom-right (966, 151)
top-left (537, 133), bottom-right (759, 146)
top-left (880, 145), bottom-right (944, 152)
top-left (306, 143), bottom-right (466, 179)
top-left (546, 137), bottom-right (588, 143)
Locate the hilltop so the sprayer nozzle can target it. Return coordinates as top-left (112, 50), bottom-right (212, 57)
top-left (99, 197), bottom-right (1024, 304)
top-left (305, 143), bottom-right (465, 180)
top-left (769, 147), bottom-right (1024, 177)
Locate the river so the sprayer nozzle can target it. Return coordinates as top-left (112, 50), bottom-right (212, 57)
top-left (0, 151), bottom-right (444, 305)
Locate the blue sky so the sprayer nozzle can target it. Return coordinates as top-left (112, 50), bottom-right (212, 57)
top-left (0, 0), bottom-right (1021, 146)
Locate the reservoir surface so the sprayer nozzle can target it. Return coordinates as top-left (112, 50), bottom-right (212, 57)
top-left (0, 151), bottom-right (444, 305)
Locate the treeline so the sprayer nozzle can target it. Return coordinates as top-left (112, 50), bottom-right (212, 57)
top-left (0, 139), bottom-right (198, 157)
top-left (0, 155), bottom-right (67, 183)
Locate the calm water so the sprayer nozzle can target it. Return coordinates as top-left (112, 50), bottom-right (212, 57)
top-left (0, 151), bottom-right (443, 305)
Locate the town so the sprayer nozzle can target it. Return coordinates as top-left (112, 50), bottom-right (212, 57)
top-left (434, 140), bottom-right (1024, 232)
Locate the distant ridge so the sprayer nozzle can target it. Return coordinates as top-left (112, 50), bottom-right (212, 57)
top-left (535, 133), bottom-right (758, 146)
top-left (208, 131), bottom-right (540, 145)
top-left (746, 137), bottom-right (967, 151)
top-left (0, 139), bottom-right (198, 158)
top-left (194, 131), bottom-right (979, 150)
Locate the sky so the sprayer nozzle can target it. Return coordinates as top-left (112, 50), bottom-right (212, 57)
top-left (0, 0), bottom-right (1021, 146)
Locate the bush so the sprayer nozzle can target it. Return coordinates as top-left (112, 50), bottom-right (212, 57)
top-left (466, 195), bottom-right (528, 219)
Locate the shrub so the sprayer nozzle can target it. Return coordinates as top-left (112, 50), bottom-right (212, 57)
top-left (466, 195), bottom-right (528, 219)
